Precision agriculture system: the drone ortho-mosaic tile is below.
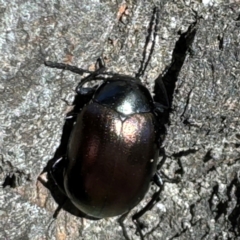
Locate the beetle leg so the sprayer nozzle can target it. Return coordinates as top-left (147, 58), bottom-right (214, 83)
top-left (75, 58), bottom-right (106, 90)
top-left (153, 171), bottom-right (164, 187)
top-left (156, 149), bottom-right (181, 184)
top-left (132, 189), bottom-right (162, 240)
top-left (157, 148), bottom-right (167, 170)
top-left (50, 156), bottom-right (67, 195)
top-left (155, 170), bottom-right (180, 185)
top-left (131, 171), bottom-right (179, 239)
top-left (118, 211), bottom-right (131, 240)
top-left (52, 197), bottom-right (68, 218)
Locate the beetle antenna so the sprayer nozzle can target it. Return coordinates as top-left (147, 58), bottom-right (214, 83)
top-left (136, 7), bottom-right (160, 79)
top-left (44, 61), bottom-right (93, 75)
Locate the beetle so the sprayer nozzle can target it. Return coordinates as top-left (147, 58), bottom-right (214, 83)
top-left (45, 7), bottom-right (178, 240)
top-left (46, 58), bottom-right (172, 239)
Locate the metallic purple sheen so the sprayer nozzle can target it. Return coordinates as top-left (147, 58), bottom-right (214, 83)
top-left (64, 102), bottom-right (159, 218)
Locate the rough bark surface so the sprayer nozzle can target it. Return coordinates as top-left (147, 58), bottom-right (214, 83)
top-left (0, 0), bottom-right (240, 239)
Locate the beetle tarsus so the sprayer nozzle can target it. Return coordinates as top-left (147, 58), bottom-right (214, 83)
top-left (53, 198), bottom-right (67, 218)
top-left (132, 189), bottom-right (162, 239)
top-left (118, 211), bottom-right (131, 240)
top-left (157, 148), bottom-right (168, 170)
top-left (133, 219), bottom-right (145, 240)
